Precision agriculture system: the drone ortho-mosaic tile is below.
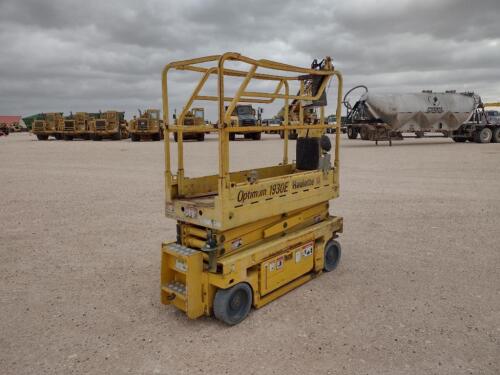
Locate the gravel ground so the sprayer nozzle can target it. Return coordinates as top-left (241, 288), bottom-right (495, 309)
top-left (1, 132), bottom-right (499, 375)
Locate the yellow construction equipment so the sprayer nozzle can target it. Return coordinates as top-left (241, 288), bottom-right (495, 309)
top-left (31, 112), bottom-right (64, 140)
top-left (89, 111), bottom-right (128, 141)
top-left (160, 53), bottom-right (343, 325)
top-left (129, 109), bottom-right (163, 142)
top-left (173, 107), bottom-right (206, 142)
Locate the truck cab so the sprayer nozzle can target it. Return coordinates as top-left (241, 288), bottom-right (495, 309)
top-left (229, 104), bottom-right (261, 140)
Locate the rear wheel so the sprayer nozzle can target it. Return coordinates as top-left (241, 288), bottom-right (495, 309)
top-left (213, 283), bottom-right (252, 325)
top-left (347, 127), bottom-right (358, 139)
top-left (360, 126), bottom-right (370, 140)
top-left (491, 127), bottom-right (500, 143)
top-left (324, 239), bottom-right (341, 272)
top-left (473, 127), bottom-right (492, 143)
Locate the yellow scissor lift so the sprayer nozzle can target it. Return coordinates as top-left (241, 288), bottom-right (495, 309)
top-left (161, 53), bottom-right (343, 325)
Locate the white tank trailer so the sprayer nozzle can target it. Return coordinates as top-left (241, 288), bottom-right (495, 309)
top-left (344, 88), bottom-right (500, 144)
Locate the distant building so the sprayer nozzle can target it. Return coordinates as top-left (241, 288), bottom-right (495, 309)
top-left (0, 115), bottom-right (27, 132)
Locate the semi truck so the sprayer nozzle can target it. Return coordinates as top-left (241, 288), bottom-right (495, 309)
top-left (228, 104), bottom-right (261, 140)
top-left (129, 109), bottom-right (163, 142)
top-left (342, 87), bottom-right (499, 144)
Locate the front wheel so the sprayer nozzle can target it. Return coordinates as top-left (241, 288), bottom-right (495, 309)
top-left (213, 283), bottom-right (252, 325)
top-left (347, 127), bottom-right (358, 139)
top-left (324, 239), bottom-right (341, 272)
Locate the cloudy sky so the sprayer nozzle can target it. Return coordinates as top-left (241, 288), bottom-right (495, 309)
top-left (0, 0), bottom-right (499, 120)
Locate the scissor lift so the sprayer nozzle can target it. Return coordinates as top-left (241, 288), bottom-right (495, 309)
top-left (160, 53), bottom-right (344, 324)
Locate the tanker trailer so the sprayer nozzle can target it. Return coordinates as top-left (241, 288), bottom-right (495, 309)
top-left (343, 87), bottom-right (486, 144)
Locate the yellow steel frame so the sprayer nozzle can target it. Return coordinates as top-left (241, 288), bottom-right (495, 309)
top-left (162, 53), bottom-right (343, 231)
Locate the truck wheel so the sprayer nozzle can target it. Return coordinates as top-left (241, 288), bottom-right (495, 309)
top-left (323, 239), bottom-right (341, 272)
top-left (229, 133), bottom-right (235, 141)
top-left (113, 128), bottom-right (121, 141)
top-left (131, 134), bottom-right (139, 142)
top-left (36, 134), bottom-right (48, 141)
top-left (473, 127), bottom-right (492, 143)
top-left (92, 135), bottom-right (101, 141)
top-left (452, 136), bottom-right (466, 142)
top-left (213, 283), bottom-right (252, 325)
top-left (197, 133), bottom-right (205, 142)
top-left (491, 128), bottom-right (500, 143)
top-left (64, 135), bottom-right (73, 141)
top-left (347, 127), bottom-right (358, 139)
top-left (54, 134), bottom-right (62, 140)
top-left (360, 126), bottom-right (370, 140)
top-left (252, 132), bottom-right (261, 140)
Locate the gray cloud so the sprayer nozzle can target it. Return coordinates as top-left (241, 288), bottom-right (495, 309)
top-left (0, 0), bottom-right (499, 120)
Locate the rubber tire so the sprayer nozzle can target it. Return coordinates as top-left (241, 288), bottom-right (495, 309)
top-left (213, 283), bottom-right (252, 325)
top-left (473, 127), bottom-right (492, 143)
top-left (63, 135), bottom-right (73, 141)
top-left (54, 134), bottom-right (62, 140)
top-left (36, 134), bottom-right (48, 141)
top-left (131, 134), bottom-right (140, 142)
top-left (491, 127), bottom-right (500, 143)
top-left (252, 132), bottom-right (261, 140)
top-left (92, 135), bottom-right (101, 141)
top-left (197, 133), bottom-right (205, 142)
top-left (153, 132), bottom-right (161, 141)
top-left (347, 127), bottom-right (358, 139)
top-left (360, 126), bottom-right (370, 140)
top-left (324, 239), bottom-right (341, 272)
top-left (452, 136), bottom-right (466, 143)
top-left (229, 133), bottom-right (236, 141)
top-left (112, 128), bottom-right (121, 141)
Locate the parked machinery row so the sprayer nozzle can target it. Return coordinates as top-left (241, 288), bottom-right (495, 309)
top-left (31, 109), bottom-right (167, 141)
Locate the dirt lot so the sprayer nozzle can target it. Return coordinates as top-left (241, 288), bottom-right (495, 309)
top-left (1, 132), bottom-right (499, 375)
